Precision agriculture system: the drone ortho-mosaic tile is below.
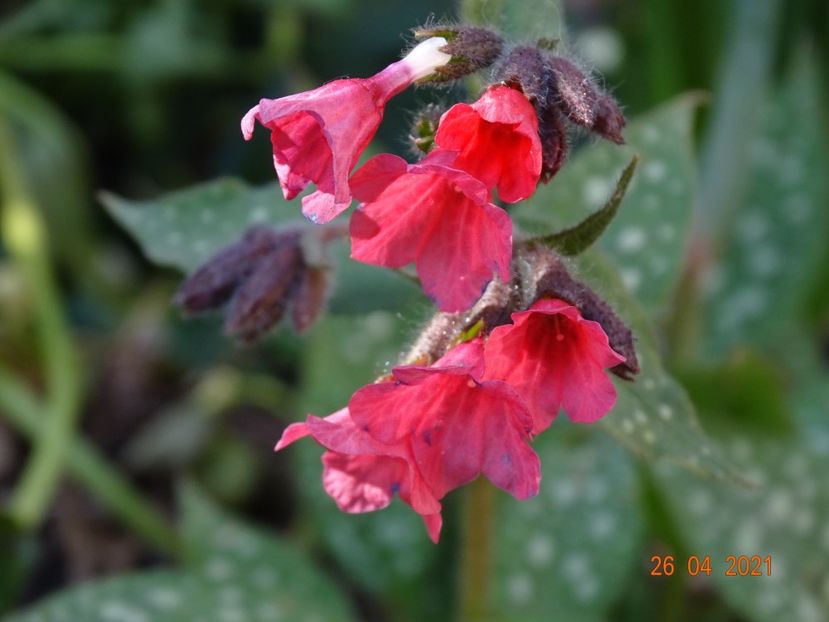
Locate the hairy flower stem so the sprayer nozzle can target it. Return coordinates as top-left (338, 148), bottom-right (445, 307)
top-left (457, 477), bottom-right (494, 621)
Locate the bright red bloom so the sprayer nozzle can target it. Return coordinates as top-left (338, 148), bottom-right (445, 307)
top-left (433, 85), bottom-right (542, 203)
top-left (242, 38), bottom-right (451, 224)
top-left (348, 340), bottom-right (540, 501)
top-left (349, 152), bottom-right (512, 312)
top-left (483, 298), bottom-right (626, 434)
top-left (276, 408), bottom-right (443, 542)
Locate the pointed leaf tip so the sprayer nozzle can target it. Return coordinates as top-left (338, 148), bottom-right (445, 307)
top-left (533, 154), bottom-right (639, 256)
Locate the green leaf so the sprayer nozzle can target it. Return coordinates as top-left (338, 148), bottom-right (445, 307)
top-left (179, 484), bottom-right (354, 621)
top-left (655, 436), bottom-right (829, 622)
top-left (534, 155), bottom-right (639, 256)
top-left (492, 425), bottom-right (643, 622)
top-left (675, 351), bottom-right (794, 437)
top-left (702, 55), bottom-right (829, 356)
top-left (568, 251), bottom-right (739, 481)
top-left (102, 178), bottom-right (301, 273)
top-left (7, 485), bottom-right (355, 622)
top-left (103, 180), bottom-right (422, 314)
top-left (516, 95), bottom-right (700, 311)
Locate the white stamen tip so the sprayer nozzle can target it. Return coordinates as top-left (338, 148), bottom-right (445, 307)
top-left (402, 37), bottom-right (452, 81)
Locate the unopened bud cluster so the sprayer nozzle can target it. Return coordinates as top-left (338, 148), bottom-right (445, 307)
top-left (175, 225), bottom-right (333, 342)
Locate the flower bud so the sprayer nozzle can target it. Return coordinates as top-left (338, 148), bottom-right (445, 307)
top-left (174, 227), bottom-right (282, 313)
top-left (538, 105), bottom-right (568, 183)
top-left (492, 45), bottom-right (549, 103)
top-left (176, 225), bottom-right (336, 343)
top-left (591, 94), bottom-right (626, 145)
top-left (291, 267), bottom-right (330, 333)
top-left (224, 234), bottom-right (304, 343)
top-left (412, 25), bottom-right (503, 82)
top-left (545, 55), bottom-right (626, 144)
top-left (408, 104), bottom-right (443, 155)
top-left (548, 56), bottom-right (599, 127)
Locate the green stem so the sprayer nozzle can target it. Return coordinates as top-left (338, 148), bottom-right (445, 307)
top-left (0, 369), bottom-right (181, 556)
top-left (457, 478), bottom-right (494, 622)
top-left (0, 120), bottom-right (82, 529)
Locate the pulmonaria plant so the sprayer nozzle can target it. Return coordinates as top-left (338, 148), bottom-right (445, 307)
top-left (180, 23), bottom-right (641, 541)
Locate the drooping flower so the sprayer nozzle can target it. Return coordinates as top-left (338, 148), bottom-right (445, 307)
top-left (276, 409), bottom-right (443, 542)
top-left (349, 152), bottom-right (512, 312)
top-left (483, 298), bottom-right (626, 434)
top-left (242, 38), bottom-right (451, 224)
top-left (433, 85), bottom-right (542, 202)
top-left (348, 340), bottom-right (540, 501)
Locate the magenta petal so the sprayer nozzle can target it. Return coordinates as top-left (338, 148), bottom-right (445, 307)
top-left (350, 159), bottom-right (511, 312)
top-left (321, 452), bottom-right (404, 513)
top-left (484, 298), bottom-right (626, 432)
top-left (435, 85), bottom-right (542, 203)
top-left (274, 421), bottom-right (310, 451)
top-left (410, 378), bottom-right (539, 499)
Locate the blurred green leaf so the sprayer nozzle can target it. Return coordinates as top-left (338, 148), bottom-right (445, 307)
top-left (463, 0), bottom-right (564, 41)
top-left (517, 95), bottom-right (701, 312)
top-left (676, 351), bottom-right (794, 436)
top-left (492, 425), bottom-right (643, 622)
top-left (179, 483), bottom-right (354, 620)
top-left (6, 484), bottom-right (355, 622)
top-left (0, 71), bottom-right (93, 270)
top-left (102, 178), bottom-right (300, 272)
top-left (656, 435), bottom-right (829, 622)
top-left (103, 179), bottom-right (422, 314)
top-left (123, 0), bottom-right (228, 82)
top-left (703, 55), bottom-right (829, 356)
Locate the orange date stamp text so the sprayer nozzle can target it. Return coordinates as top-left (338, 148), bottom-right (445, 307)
top-left (649, 555), bottom-right (772, 577)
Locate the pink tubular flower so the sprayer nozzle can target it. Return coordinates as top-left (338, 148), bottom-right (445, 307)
top-left (242, 38), bottom-right (451, 224)
top-left (349, 152), bottom-right (512, 312)
top-left (276, 408), bottom-right (443, 542)
top-left (433, 85), bottom-right (542, 202)
top-left (348, 340), bottom-right (540, 502)
top-left (483, 298), bottom-right (626, 434)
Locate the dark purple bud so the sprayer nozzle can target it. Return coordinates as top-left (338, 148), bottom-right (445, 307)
top-left (529, 249), bottom-right (639, 379)
top-left (493, 45), bottom-right (548, 104)
top-left (223, 239), bottom-right (304, 343)
top-left (413, 25), bottom-right (503, 82)
top-left (592, 94), bottom-right (626, 144)
top-left (548, 57), bottom-right (599, 127)
top-left (174, 227), bottom-right (282, 313)
top-left (291, 267), bottom-right (330, 333)
top-left (538, 106), bottom-right (568, 183)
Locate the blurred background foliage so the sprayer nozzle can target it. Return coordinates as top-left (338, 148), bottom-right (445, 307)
top-left (1, 0), bottom-right (829, 621)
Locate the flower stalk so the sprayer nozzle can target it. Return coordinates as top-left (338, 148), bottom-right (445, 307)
top-left (458, 477), bottom-right (495, 621)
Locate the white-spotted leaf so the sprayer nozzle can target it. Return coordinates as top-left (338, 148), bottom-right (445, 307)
top-left (103, 180), bottom-right (422, 313)
top-left (569, 251), bottom-right (739, 480)
top-left (493, 425), bottom-right (643, 622)
top-left (517, 96), bottom-right (699, 310)
top-left (703, 58), bottom-right (829, 356)
top-left (8, 484), bottom-right (354, 622)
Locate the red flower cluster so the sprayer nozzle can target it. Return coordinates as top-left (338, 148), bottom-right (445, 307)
top-left (277, 300), bottom-right (625, 541)
top-left (243, 39), bottom-right (549, 312)
top-left (242, 29), bottom-right (634, 541)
